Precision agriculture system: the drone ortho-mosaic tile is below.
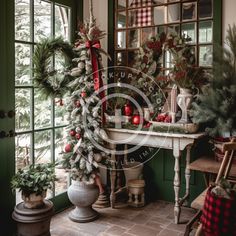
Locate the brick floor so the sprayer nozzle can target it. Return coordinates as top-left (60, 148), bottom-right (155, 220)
top-left (50, 201), bottom-right (197, 236)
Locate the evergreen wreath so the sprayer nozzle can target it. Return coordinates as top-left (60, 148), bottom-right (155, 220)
top-left (33, 37), bottom-right (75, 98)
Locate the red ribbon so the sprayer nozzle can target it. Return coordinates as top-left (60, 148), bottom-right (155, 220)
top-left (86, 40), bottom-right (106, 124)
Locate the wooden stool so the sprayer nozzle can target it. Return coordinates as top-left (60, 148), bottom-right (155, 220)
top-left (127, 179), bottom-right (145, 207)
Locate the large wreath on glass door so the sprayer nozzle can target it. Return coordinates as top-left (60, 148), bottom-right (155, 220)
top-left (33, 37), bottom-right (75, 98)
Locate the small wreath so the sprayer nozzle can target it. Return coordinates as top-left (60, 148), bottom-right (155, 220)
top-left (33, 37), bottom-right (75, 98)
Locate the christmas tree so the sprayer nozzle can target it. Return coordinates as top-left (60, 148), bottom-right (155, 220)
top-left (191, 24), bottom-right (236, 137)
top-left (61, 1), bottom-right (109, 184)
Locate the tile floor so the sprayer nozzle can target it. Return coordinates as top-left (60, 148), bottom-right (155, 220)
top-left (50, 201), bottom-right (197, 236)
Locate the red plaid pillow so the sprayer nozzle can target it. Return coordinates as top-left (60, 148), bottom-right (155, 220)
top-left (201, 186), bottom-right (236, 236)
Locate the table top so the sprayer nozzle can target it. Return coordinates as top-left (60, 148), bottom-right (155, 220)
top-left (106, 128), bottom-right (205, 139)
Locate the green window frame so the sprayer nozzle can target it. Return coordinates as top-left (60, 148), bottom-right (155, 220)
top-left (14, 0), bottom-right (80, 211)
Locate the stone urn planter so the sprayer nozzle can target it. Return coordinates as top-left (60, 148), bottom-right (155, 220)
top-left (67, 181), bottom-right (99, 223)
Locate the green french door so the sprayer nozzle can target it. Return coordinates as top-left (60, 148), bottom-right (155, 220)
top-left (14, 0), bottom-right (78, 210)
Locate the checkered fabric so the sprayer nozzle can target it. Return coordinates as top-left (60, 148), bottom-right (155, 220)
top-left (130, 0), bottom-right (153, 27)
top-left (201, 187), bottom-right (236, 236)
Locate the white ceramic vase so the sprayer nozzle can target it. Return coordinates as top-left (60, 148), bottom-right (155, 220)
top-left (177, 88), bottom-right (193, 123)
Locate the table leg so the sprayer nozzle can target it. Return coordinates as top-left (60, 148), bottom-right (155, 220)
top-left (173, 139), bottom-right (181, 224)
top-left (109, 143), bottom-right (116, 208)
top-left (184, 145), bottom-right (192, 205)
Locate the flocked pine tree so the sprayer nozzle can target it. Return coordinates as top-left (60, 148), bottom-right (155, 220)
top-left (191, 24), bottom-right (236, 137)
top-left (61, 1), bottom-right (109, 184)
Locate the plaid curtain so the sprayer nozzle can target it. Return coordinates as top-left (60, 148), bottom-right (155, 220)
top-left (130, 0), bottom-right (153, 27)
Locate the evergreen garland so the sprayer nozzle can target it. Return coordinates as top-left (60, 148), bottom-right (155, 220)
top-left (33, 37), bottom-right (75, 98)
top-left (191, 24), bottom-right (236, 137)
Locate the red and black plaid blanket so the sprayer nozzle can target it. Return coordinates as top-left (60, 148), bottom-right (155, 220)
top-left (201, 186), bottom-right (236, 236)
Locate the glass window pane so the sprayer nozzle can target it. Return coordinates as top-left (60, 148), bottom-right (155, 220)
top-left (128, 29), bottom-right (140, 48)
top-left (167, 24), bottom-right (180, 35)
top-left (15, 88), bottom-right (31, 132)
top-left (55, 5), bottom-right (70, 41)
top-left (199, 0), bottom-right (212, 19)
top-left (15, 134), bottom-right (31, 171)
top-left (182, 22), bottom-right (196, 43)
top-left (199, 21), bottom-right (213, 43)
top-left (55, 128), bottom-right (68, 195)
top-left (118, 0), bottom-right (126, 10)
top-left (129, 8), bottom-right (152, 27)
top-left (15, 43), bottom-right (31, 85)
top-left (154, 6), bottom-right (167, 25)
top-left (117, 31), bottom-right (126, 48)
top-left (168, 3), bottom-right (180, 23)
top-left (34, 89), bottom-right (51, 129)
top-left (182, 2), bottom-right (196, 21)
top-left (156, 25), bottom-right (166, 34)
top-left (128, 50), bottom-right (138, 68)
top-left (117, 11), bottom-right (126, 28)
top-left (34, 130), bottom-right (52, 164)
top-left (141, 27), bottom-right (156, 43)
top-left (199, 45), bottom-right (213, 67)
top-left (129, 0), bottom-right (141, 8)
top-left (116, 52), bottom-right (127, 65)
top-left (15, 0), bottom-right (30, 41)
top-left (55, 98), bottom-right (68, 126)
top-left (34, 0), bottom-right (52, 42)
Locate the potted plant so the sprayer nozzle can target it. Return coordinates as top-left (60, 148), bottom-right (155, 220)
top-left (166, 33), bottom-right (208, 123)
top-left (11, 163), bottom-right (57, 209)
top-left (191, 24), bottom-right (236, 159)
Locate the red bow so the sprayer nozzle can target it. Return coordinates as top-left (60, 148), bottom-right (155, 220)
top-left (86, 40), bottom-right (106, 123)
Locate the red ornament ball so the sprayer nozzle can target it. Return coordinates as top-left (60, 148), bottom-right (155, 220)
top-left (64, 144), bottom-right (72, 153)
top-left (124, 103), bottom-right (133, 116)
top-left (75, 100), bottom-right (80, 108)
top-left (81, 91), bottom-right (87, 98)
top-left (70, 130), bottom-right (76, 136)
top-left (131, 115), bottom-right (143, 125)
top-left (75, 133), bottom-right (81, 140)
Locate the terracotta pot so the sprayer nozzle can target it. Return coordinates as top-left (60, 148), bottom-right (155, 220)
top-left (22, 191), bottom-right (46, 209)
top-left (67, 181), bottom-right (99, 223)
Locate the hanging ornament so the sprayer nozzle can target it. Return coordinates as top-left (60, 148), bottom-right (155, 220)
top-left (123, 102), bottom-right (133, 116)
top-left (75, 133), bottom-right (81, 140)
top-left (94, 153), bottom-right (102, 163)
top-left (78, 61), bottom-right (85, 69)
top-left (64, 144), bottom-right (72, 153)
top-left (99, 129), bottom-right (108, 140)
top-left (70, 130), bottom-right (76, 137)
top-left (131, 115), bottom-right (144, 125)
top-left (75, 100), bottom-right (80, 108)
top-left (81, 91), bottom-right (87, 98)
top-left (55, 98), bottom-right (63, 106)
